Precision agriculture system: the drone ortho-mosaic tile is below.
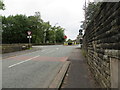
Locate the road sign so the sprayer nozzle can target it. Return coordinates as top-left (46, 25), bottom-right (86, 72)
top-left (27, 31), bottom-right (32, 35)
top-left (64, 35), bottom-right (67, 39)
top-left (27, 35), bottom-right (32, 46)
top-left (79, 29), bottom-right (83, 35)
top-left (27, 36), bottom-right (32, 38)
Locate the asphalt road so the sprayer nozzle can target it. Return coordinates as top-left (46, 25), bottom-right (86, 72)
top-left (2, 45), bottom-right (77, 88)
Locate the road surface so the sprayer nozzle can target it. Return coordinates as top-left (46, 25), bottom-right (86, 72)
top-left (2, 45), bottom-right (77, 88)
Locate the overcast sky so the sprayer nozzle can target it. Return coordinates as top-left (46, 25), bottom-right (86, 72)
top-left (1, 0), bottom-right (93, 40)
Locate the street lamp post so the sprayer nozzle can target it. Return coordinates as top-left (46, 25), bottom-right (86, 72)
top-left (44, 29), bottom-right (46, 43)
top-left (85, 0), bottom-right (87, 30)
top-left (54, 23), bottom-right (58, 44)
top-left (54, 30), bottom-right (56, 44)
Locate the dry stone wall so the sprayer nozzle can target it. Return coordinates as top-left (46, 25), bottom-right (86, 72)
top-left (2, 44), bottom-right (32, 53)
top-left (83, 2), bottom-right (120, 88)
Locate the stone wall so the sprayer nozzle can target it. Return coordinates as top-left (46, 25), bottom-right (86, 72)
top-left (83, 2), bottom-right (120, 88)
top-left (2, 44), bottom-right (32, 53)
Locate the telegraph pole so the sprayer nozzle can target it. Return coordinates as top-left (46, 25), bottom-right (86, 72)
top-left (85, 0), bottom-right (87, 30)
top-left (44, 29), bottom-right (46, 43)
top-left (54, 23), bottom-right (58, 44)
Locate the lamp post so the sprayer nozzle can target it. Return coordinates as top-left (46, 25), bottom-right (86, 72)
top-left (54, 23), bottom-right (58, 44)
top-left (44, 29), bottom-right (46, 43)
top-left (85, 0), bottom-right (87, 30)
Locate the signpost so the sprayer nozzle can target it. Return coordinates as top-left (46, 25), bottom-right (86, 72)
top-left (27, 31), bottom-right (31, 35)
top-left (27, 31), bottom-right (32, 47)
top-left (64, 35), bottom-right (67, 39)
top-left (64, 35), bottom-right (67, 45)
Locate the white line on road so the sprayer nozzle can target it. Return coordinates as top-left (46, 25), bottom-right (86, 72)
top-left (41, 49), bottom-right (48, 52)
top-left (8, 49), bottom-right (56, 68)
top-left (46, 50), bottom-right (55, 54)
top-left (56, 48), bottom-right (59, 50)
top-left (8, 55), bottom-right (40, 68)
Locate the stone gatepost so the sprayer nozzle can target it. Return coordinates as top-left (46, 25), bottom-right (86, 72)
top-left (110, 57), bottom-right (119, 88)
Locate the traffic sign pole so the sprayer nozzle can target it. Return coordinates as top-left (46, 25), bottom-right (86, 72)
top-left (29, 36), bottom-right (31, 45)
top-left (27, 31), bottom-right (32, 47)
top-left (64, 35), bottom-right (67, 41)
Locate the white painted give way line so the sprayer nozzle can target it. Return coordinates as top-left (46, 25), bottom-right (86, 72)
top-left (8, 55), bottom-right (40, 68)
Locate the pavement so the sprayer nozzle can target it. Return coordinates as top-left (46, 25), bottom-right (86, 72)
top-left (61, 47), bottom-right (99, 88)
top-left (2, 45), bottom-right (76, 88)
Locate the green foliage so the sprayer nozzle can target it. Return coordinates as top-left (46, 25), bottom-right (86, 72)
top-left (80, 2), bottom-right (101, 30)
top-left (0, 0), bottom-right (5, 10)
top-left (2, 15), bottom-right (29, 43)
top-left (2, 14), bottom-right (65, 44)
top-left (55, 26), bottom-right (65, 43)
top-left (48, 29), bottom-right (55, 43)
top-left (67, 39), bottom-right (72, 43)
top-left (86, 2), bottom-right (101, 23)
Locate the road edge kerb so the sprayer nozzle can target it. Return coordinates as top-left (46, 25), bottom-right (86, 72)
top-left (49, 61), bottom-right (70, 88)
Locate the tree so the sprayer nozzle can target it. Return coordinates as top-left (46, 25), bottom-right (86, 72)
top-left (67, 39), bottom-right (72, 43)
top-left (55, 26), bottom-right (65, 43)
top-left (33, 12), bottom-right (43, 44)
top-left (86, 2), bottom-right (101, 23)
top-left (2, 13), bottom-right (66, 44)
top-left (24, 14), bottom-right (43, 44)
top-left (2, 15), bottom-right (30, 43)
top-left (48, 28), bottom-right (55, 43)
top-left (0, 0), bottom-right (5, 10)
top-left (80, 2), bottom-right (101, 30)
top-left (42, 22), bottom-right (51, 43)
top-left (0, 0), bottom-right (4, 43)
